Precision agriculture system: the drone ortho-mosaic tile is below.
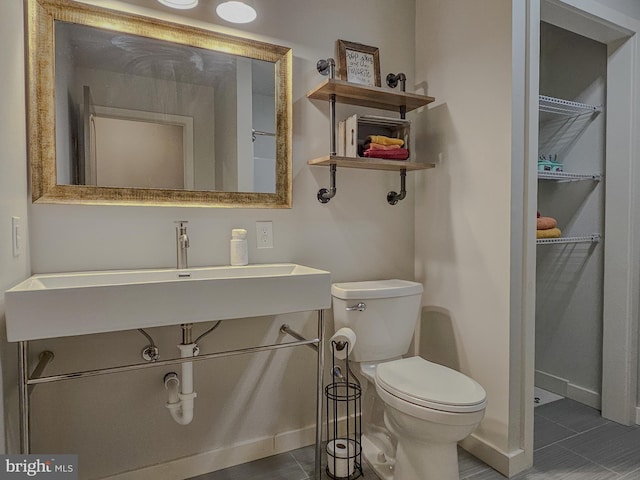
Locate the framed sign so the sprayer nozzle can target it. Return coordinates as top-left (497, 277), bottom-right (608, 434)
top-left (337, 40), bottom-right (381, 87)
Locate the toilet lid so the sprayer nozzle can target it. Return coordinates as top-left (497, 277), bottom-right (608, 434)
top-left (375, 357), bottom-right (487, 413)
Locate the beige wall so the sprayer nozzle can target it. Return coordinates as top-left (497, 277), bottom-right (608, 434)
top-left (0, 0), bottom-right (30, 455)
top-left (414, 0), bottom-right (516, 462)
top-left (5, 0), bottom-right (420, 477)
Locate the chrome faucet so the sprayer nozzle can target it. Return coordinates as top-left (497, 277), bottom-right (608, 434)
top-left (175, 221), bottom-right (189, 269)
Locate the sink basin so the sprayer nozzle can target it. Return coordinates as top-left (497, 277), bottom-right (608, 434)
top-left (5, 263), bottom-right (331, 341)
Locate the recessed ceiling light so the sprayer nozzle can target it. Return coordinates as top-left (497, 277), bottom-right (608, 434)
top-left (157, 0), bottom-right (199, 9)
top-left (216, 1), bottom-right (257, 24)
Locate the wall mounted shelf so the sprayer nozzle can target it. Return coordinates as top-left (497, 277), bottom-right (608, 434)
top-left (538, 171), bottom-right (601, 181)
top-left (308, 60), bottom-right (436, 205)
top-left (536, 95), bottom-right (603, 249)
top-left (307, 78), bottom-right (434, 112)
top-left (536, 234), bottom-right (601, 245)
top-left (308, 155), bottom-right (435, 172)
top-left (539, 95), bottom-right (602, 116)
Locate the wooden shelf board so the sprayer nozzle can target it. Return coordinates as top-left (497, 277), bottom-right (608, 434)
top-left (307, 79), bottom-right (435, 112)
top-left (308, 155), bottom-right (435, 172)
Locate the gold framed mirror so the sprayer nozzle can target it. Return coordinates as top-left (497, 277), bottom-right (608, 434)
top-left (27, 0), bottom-right (292, 207)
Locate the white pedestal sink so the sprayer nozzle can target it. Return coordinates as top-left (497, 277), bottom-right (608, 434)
top-left (5, 263), bottom-right (331, 341)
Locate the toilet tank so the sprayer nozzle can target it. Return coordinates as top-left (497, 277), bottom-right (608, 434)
top-left (331, 280), bottom-right (423, 362)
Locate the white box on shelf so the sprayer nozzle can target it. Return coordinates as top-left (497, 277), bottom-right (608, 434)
top-left (340, 114), bottom-right (411, 160)
top-left (337, 120), bottom-right (346, 157)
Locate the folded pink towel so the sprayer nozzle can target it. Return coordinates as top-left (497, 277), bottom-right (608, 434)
top-left (537, 217), bottom-right (557, 230)
top-left (363, 148), bottom-right (409, 160)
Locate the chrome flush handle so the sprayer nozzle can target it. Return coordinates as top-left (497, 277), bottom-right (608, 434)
top-left (345, 302), bottom-right (366, 312)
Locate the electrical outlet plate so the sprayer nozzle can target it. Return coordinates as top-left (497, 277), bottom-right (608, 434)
top-left (256, 221), bottom-right (273, 249)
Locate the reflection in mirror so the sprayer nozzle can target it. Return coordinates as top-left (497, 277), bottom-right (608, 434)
top-left (28, 0), bottom-right (291, 207)
top-left (55, 22), bottom-right (276, 193)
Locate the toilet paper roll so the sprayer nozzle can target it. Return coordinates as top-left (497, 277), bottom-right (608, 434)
top-left (329, 327), bottom-right (356, 359)
top-left (327, 439), bottom-right (356, 478)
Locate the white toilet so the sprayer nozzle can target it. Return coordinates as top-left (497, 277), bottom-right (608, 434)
top-left (331, 279), bottom-right (487, 480)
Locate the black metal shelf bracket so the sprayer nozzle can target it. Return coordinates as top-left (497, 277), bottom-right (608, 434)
top-left (386, 72), bottom-right (407, 91)
top-left (387, 168), bottom-right (407, 205)
top-left (318, 163), bottom-right (337, 204)
top-left (317, 58), bottom-right (339, 203)
top-left (388, 74), bottom-right (408, 205)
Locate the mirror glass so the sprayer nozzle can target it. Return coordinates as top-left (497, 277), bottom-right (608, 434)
top-left (55, 22), bottom-right (276, 193)
top-left (28, 0), bottom-right (292, 207)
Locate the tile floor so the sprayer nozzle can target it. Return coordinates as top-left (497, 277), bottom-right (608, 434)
top-left (188, 398), bottom-right (640, 480)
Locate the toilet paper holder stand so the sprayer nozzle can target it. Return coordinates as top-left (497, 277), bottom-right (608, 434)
top-left (325, 340), bottom-right (363, 480)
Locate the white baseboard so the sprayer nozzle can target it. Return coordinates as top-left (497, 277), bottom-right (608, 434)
top-left (102, 424), bottom-right (316, 480)
top-left (535, 370), bottom-right (601, 409)
top-left (534, 370), bottom-right (567, 396)
top-left (460, 433), bottom-right (529, 477)
top-left (566, 383), bottom-right (601, 409)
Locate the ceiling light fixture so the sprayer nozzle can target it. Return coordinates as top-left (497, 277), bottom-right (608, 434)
top-left (157, 0), bottom-right (199, 9)
top-left (216, 1), bottom-right (257, 24)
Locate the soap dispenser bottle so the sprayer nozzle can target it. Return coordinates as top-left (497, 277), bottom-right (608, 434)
top-left (230, 229), bottom-right (248, 266)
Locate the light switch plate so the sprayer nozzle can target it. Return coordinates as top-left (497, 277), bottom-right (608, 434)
top-left (12, 216), bottom-right (21, 257)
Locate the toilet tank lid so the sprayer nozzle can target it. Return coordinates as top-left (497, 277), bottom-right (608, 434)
top-left (331, 279), bottom-right (423, 300)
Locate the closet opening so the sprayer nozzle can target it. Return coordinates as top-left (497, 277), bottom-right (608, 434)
top-left (534, 22), bottom-right (606, 415)
top-left (523, 2), bottom-right (640, 451)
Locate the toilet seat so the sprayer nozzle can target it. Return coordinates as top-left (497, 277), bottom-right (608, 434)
top-left (375, 356), bottom-right (487, 414)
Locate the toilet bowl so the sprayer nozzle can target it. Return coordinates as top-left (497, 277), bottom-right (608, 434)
top-left (375, 356), bottom-right (486, 480)
top-left (331, 280), bottom-right (487, 480)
